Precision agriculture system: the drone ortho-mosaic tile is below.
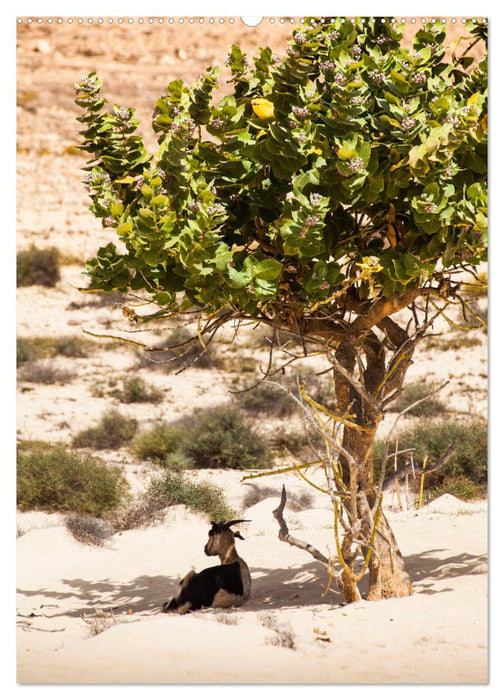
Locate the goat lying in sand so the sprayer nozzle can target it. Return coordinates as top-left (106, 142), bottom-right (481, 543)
top-left (163, 520), bottom-right (251, 614)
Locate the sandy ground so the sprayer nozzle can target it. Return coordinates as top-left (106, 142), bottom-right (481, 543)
top-left (17, 493), bottom-right (487, 684)
top-left (15, 16), bottom-right (489, 688)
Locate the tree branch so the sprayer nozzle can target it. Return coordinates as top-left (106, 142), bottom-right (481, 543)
top-left (382, 443), bottom-right (456, 490)
top-left (273, 485), bottom-right (332, 568)
top-left (349, 288), bottom-right (422, 335)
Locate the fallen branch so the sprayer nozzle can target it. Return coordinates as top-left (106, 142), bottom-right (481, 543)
top-left (17, 622), bottom-right (66, 633)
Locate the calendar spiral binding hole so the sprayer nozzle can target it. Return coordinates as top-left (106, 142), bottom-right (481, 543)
top-left (16, 17), bottom-right (488, 25)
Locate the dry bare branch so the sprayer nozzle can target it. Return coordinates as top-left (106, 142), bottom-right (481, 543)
top-left (382, 443), bottom-right (456, 490)
top-left (376, 380), bottom-right (450, 498)
top-left (272, 485), bottom-right (336, 572)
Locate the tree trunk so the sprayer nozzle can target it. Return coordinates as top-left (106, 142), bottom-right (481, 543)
top-left (346, 422), bottom-right (413, 600)
top-left (333, 344), bottom-right (413, 602)
top-left (366, 510), bottom-right (413, 599)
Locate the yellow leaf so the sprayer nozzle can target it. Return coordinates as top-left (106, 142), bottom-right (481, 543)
top-left (251, 98), bottom-right (275, 120)
top-left (468, 92), bottom-right (481, 106)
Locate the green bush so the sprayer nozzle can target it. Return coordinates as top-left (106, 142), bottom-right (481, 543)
top-left (111, 376), bottom-right (163, 404)
top-left (146, 470), bottom-right (235, 522)
top-left (133, 406), bottom-right (271, 470)
top-left (73, 409), bottom-right (138, 450)
top-left (17, 245), bottom-right (61, 287)
top-left (421, 476), bottom-right (486, 503)
top-left (132, 422), bottom-right (184, 463)
top-left (373, 417), bottom-right (487, 499)
top-left (17, 442), bottom-right (128, 515)
top-left (389, 381), bottom-right (446, 417)
top-left (269, 426), bottom-right (324, 459)
top-left (178, 406), bottom-right (272, 470)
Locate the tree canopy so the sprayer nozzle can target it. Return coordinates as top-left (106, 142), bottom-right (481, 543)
top-left (75, 17), bottom-right (487, 334)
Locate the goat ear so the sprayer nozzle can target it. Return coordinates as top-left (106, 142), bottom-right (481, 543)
top-left (233, 530), bottom-right (245, 540)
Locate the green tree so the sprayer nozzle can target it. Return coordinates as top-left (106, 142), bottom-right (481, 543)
top-left (74, 17), bottom-right (487, 603)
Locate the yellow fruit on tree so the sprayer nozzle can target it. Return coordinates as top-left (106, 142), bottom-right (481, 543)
top-left (251, 98), bottom-right (275, 120)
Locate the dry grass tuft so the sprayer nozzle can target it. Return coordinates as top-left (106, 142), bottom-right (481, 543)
top-left (258, 612), bottom-right (297, 650)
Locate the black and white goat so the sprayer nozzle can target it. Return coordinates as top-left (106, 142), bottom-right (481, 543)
top-left (162, 520), bottom-right (251, 614)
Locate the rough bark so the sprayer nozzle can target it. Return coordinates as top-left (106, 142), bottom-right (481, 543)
top-left (366, 511), bottom-right (414, 599)
top-left (333, 336), bottom-right (414, 602)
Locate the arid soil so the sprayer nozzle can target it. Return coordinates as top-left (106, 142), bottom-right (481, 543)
top-left (16, 17), bottom-right (488, 685)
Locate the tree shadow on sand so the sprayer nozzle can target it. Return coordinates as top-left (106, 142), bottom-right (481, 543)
top-left (403, 549), bottom-right (487, 595)
top-left (17, 574), bottom-right (178, 618)
top-left (17, 549), bottom-right (487, 618)
top-left (17, 563), bottom-right (343, 618)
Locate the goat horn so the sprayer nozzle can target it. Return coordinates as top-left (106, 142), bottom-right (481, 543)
top-left (222, 519), bottom-right (251, 528)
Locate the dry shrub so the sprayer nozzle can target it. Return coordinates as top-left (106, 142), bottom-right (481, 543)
top-left (243, 484), bottom-right (313, 511)
top-left (111, 376), bottom-right (163, 404)
top-left (17, 335), bottom-right (93, 366)
top-left (17, 245), bottom-right (60, 287)
top-left (73, 409), bottom-right (138, 450)
top-left (424, 333), bottom-right (483, 352)
top-left (82, 610), bottom-right (119, 637)
top-left (65, 513), bottom-right (114, 546)
top-left (215, 613), bottom-right (239, 625)
top-left (107, 490), bottom-right (168, 532)
top-left (18, 360), bottom-right (76, 385)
